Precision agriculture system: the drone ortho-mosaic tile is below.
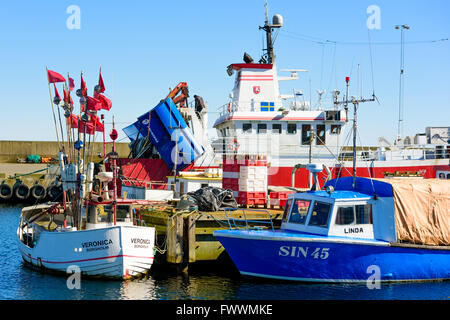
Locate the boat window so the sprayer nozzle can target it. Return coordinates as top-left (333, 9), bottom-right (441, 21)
top-left (301, 124), bottom-right (311, 145)
top-left (356, 204), bottom-right (373, 224)
top-left (331, 125), bottom-right (341, 135)
top-left (316, 125), bottom-right (326, 145)
top-left (308, 201), bottom-right (331, 228)
top-left (103, 205), bottom-right (131, 222)
top-left (289, 199), bottom-right (311, 224)
top-left (287, 123), bottom-right (297, 134)
top-left (335, 206), bottom-right (355, 225)
top-left (257, 123), bottom-right (267, 134)
top-left (282, 199), bottom-right (292, 223)
top-left (335, 204), bottom-right (373, 225)
top-left (243, 123), bottom-right (252, 133)
top-left (272, 123), bottom-right (282, 134)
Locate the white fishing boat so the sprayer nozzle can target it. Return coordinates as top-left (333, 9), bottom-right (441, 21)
top-left (17, 69), bottom-right (156, 280)
top-left (17, 200), bottom-right (155, 280)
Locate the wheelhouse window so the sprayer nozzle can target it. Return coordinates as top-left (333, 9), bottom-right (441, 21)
top-left (335, 204), bottom-right (373, 225)
top-left (242, 123), bottom-right (252, 133)
top-left (101, 205), bottom-right (131, 223)
top-left (355, 204), bottom-right (373, 224)
top-left (308, 201), bottom-right (331, 228)
top-left (272, 123), bottom-right (282, 134)
top-left (289, 199), bottom-right (311, 224)
top-left (282, 199), bottom-right (292, 223)
top-left (301, 124), bottom-right (312, 145)
top-left (331, 125), bottom-right (341, 135)
top-left (316, 124), bottom-right (326, 145)
top-left (257, 123), bottom-right (267, 134)
top-left (287, 123), bottom-right (297, 134)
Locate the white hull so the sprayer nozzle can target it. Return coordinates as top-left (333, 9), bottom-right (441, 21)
top-left (17, 224), bottom-right (155, 280)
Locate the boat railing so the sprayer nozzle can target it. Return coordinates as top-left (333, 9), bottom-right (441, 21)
top-left (222, 208), bottom-right (275, 232)
top-left (19, 216), bottom-right (45, 247)
top-left (120, 176), bottom-right (175, 190)
top-left (218, 100), bottom-right (269, 117)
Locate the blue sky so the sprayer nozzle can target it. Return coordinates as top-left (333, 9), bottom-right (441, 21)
top-left (0, 0), bottom-right (448, 145)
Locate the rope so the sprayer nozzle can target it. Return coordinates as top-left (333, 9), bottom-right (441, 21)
top-left (7, 165), bottom-right (58, 180)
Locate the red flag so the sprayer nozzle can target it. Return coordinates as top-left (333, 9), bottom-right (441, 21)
top-left (68, 90), bottom-right (74, 105)
top-left (97, 93), bottom-right (112, 111)
top-left (78, 120), bottom-right (95, 135)
top-left (69, 77), bottom-right (75, 91)
top-left (63, 87), bottom-right (74, 105)
top-left (69, 114), bottom-right (79, 129)
top-left (98, 70), bottom-right (105, 93)
top-left (90, 114), bottom-right (104, 132)
top-left (53, 84), bottom-right (60, 100)
top-left (86, 96), bottom-right (102, 111)
top-left (81, 73), bottom-right (87, 96)
top-left (47, 69), bottom-right (66, 83)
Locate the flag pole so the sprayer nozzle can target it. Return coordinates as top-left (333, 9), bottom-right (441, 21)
top-left (66, 74), bottom-right (74, 162)
top-left (46, 67), bottom-right (60, 146)
top-left (55, 85), bottom-right (66, 150)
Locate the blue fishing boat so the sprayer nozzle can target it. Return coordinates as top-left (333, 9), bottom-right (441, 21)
top-left (214, 70), bottom-right (450, 282)
top-left (214, 174), bottom-right (450, 282)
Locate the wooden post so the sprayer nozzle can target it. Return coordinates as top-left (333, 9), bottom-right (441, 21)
top-left (166, 214), bottom-right (184, 264)
top-left (186, 214), bottom-right (196, 263)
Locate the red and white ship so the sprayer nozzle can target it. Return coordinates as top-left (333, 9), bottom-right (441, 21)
top-left (121, 12), bottom-right (449, 196)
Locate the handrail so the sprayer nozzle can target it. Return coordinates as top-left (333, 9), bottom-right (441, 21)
top-left (223, 208), bottom-right (274, 232)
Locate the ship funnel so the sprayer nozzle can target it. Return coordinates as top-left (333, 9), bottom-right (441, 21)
top-left (272, 14), bottom-right (283, 27)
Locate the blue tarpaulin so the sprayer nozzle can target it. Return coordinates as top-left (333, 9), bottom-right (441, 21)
top-left (123, 98), bottom-right (204, 171)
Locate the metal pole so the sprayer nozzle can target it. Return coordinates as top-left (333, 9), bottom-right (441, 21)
top-left (352, 102), bottom-right (358, 189)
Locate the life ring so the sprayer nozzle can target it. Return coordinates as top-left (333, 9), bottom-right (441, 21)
top-left (228, 139), bottom-right (240, 151)
top-left (227, 102), bottom-right (232, 113)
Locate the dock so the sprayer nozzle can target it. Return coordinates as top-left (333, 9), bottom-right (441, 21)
top-left (136, 204), bottom-right (284, 271)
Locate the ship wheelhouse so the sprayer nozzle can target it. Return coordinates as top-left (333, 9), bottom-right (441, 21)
top-left (213, 59), bottom-right (347, 164)
top-left (281, 190), bottom-right (376, 240)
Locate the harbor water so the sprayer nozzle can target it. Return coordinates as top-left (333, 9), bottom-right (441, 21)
top-left (0, 204), bottom-right (448, 300)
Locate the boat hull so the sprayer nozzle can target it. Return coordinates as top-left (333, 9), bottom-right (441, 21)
top-left (214, 230), bottom-right (450, 282)
top-left (17, 225), bottom-right (155, 280)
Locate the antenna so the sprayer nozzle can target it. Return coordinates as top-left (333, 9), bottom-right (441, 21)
top-left (259, 2), bottom-right (283, 64)
top-left (264, 0), bottom-right (269, 24)
top-left (334, 77), bottom-right (376, 188)
top-left (316, 90), bottom-right (326, 111)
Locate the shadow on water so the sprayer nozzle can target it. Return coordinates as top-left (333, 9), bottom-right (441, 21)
top-left (1, 204), bottom-right (449, 300)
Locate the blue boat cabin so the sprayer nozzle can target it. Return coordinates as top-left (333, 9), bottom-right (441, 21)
top-left (281, 177), bottom-right (397, 243)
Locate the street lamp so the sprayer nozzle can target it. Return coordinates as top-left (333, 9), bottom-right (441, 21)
top-left (395, 24), bottom-right (410, 142)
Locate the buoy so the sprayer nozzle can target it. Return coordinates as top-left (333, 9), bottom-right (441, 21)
top-left (0, 183), bottom-right (12, 201)
top-left (30, 183), bottom-right (47, 202)
top-left (13, 181), bottom-right (30, 202)
top-left (46, 184), bottom-right (63, 202)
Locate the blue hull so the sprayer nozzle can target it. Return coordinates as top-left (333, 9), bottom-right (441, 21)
top-left (214, 230), bottom-right (450, 282)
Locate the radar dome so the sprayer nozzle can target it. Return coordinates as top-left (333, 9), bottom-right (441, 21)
top-left (272, 14), bottom-right (283, 27)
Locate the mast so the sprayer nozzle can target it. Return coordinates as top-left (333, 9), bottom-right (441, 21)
top-left (334, 77), bottom-right (376, 189)
top-left (110, 116), bottom-right (119, 226)
top-left (259, 2), bottom-right (282, 64)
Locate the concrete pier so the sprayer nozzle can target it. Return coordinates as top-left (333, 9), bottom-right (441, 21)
top-left (0, 140), bottom-right (129, 163)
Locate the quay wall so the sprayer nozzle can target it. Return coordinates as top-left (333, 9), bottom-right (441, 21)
top-left (0, 140), bottom-right (130, 163)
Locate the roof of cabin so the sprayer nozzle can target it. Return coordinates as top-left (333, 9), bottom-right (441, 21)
top-left (295, 190), bottom-right (372, 200)
top-left (228, 63), bottom-right (273, 71)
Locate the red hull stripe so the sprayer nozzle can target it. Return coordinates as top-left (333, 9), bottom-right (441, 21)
top-left (19, 247), bottom-right (153, 264)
